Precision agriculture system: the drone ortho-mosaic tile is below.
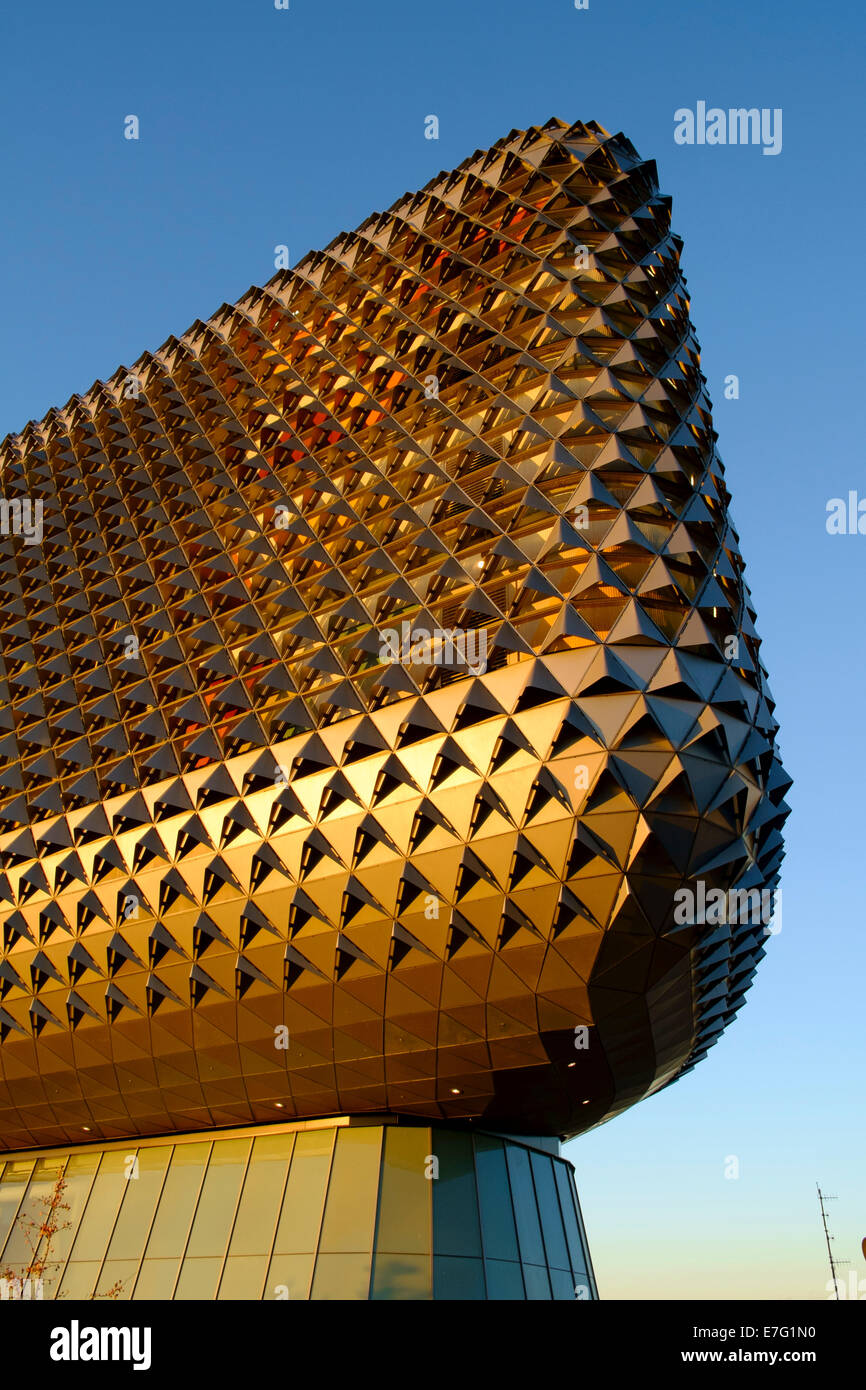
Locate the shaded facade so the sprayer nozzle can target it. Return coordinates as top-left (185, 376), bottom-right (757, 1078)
top-left (0, 117), bottom-right (789, 1296)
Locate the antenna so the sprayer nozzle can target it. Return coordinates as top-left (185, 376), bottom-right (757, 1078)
top-left (817, 1184), bottom-right (841, 1297)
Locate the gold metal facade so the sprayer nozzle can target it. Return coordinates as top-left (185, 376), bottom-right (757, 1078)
top-left (0, 118), bottom-right (789, 1152)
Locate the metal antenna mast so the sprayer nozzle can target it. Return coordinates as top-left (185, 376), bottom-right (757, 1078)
top-left (817, 1183), bottom-right (840, 1296)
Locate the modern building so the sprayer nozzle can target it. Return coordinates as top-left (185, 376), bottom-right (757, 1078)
top-left (0, 118), bottom-right (789, 1299)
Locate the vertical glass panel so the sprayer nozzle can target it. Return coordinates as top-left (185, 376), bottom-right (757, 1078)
top-left (42, 1152), bottom-right (101, 1295)
top-left (371, 1253), bottom-right (430, 1300)
top-left (184, 1137), bottom-right (250, 1259)
top-left (433, 1254), bottom-right (486, 1300)
top-left (522, 1263), bottom-right (552, 1300)
top-left (1, 1155), bottom-right (65, 1269)
top-left (316, 1126), bottom-right (381, 1253)
top-left (144, 1142), bottom-right (210, 1259)
top-left (483, 1258), bottom-right (525, 1299)
top-left (553, 1160), bottom-right (588, 1277)
top-left (431, 1128), bottom-right (482, 1258)
top-left (132, 1259), bottom-right (178, 1301)
top-left (217, 1255), bottom-right (268, 1300)
top-left (474, 1135), bottom-right (519, 1262)
top-left (65, 1150), bottom-right (128, 1263)
top-left (373, 1125), bottom-right (430, 1254)
top-left (0, 1159), bottom-right (36, 1258)
top-left (504, 1144), bottom-right (546, 1266)
top-left (530, 1151), bottom-right (570, 1270)
top-left (272, 1128), bottom-right (334, 1254)
top-left (95, 1261), bottom-right (137, 1300)
top-left (174, 1256), bottom-right (222, 1300)
top-left (550, 1266), bottom-right (578, 1300)
top-left (266, 1252), bottom-right (316, 1300)
top-left (105, 1146), bottom-right (171, 1262)
top-left (310, 1253), bottom-right (372, 1300)
top-left (57, 1261), bottom-right (101, 1299)
top-left (227, 1132), bottom-right (294, 1257)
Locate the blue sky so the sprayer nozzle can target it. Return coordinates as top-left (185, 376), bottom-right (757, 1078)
top-left (1, 0), bottom-right (863, 1299)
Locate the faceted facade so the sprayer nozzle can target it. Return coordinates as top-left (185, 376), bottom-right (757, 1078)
top-left (0, 1120), bottom-right (596, 1301)
top-left (0, 112), bottom-right (788, 1202)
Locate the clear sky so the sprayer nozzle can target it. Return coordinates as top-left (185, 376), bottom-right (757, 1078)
top-left (0, 0), bottom-right (862, 1301)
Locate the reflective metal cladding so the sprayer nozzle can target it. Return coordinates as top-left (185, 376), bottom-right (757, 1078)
top-left (0, 117), bottom-right (790, 1151)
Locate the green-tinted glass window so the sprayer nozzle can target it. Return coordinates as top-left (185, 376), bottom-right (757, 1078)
top-left (483, 1257), bottom-right (525, 1299)
top-left (227, 1132), bottom-right (294, 1258)
top-left (522, 1262), bottom-right (552, 1299)
top-left (65, 1150), bottom-right (128, 1264)
top-left (550, 1266), bottom-right (578, 1300)
top-left (504, 1144), bottom-right (546, 1266)
top-left (373, 1125), bottom-right (430, 1254)
top-left (41, 1151), bottom-right (101, 1295)
top-left (174, 1256), bottom-right (222, 1300)
top-left (0, 1159), bottom-right (35, 1258)
top-left (310, 1252), bottom-right (372, 1300)
top-left (530, 1151), bottom-right (570, 1270)
top-left (105, 1147), bottom-right (171, 1262)
top-left (272, 1128), bottom-right (334, 1254)
top-left (433, 1254), bottom-right (486, 1300)
top-left (266, 1252), bottom-right (316, 1300)
top-left (553, 1161), bottom-right (588, 1277)
top-left (218, 1254), bottom-right (269, 1300)
top-left (371, 1253), bottom-right (430, 1300)
top-left (184, 1137), bottom-right (250, 1258)
top-left (95, 1260), bottom-right (137, 1300)
top-left (143, 1143), bottom-right (209, 1260)
top-left (474, 1135), bottom-right (519, 1262)
top-left (431, 1128), bottom-right (482, 1258)
top-left (1, 1155), bottom-right (65, 1268)
top-left (317, 1126), bottom-right (381, 1254)
top-left (132, 1258), bottom-right (178, 1300)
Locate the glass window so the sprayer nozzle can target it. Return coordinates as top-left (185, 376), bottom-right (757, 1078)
top-left (483, 1257), bottom-right (525, 1299)
top-left (432, 1128), bottom-right (482, 1259)
top-left (530, 1151), bottom-right (570, 1270)
top-left (317, 1126), bottom-right (381, 1253)
top-left (57, 1261), bottom-right (101, 1299)
top-left (0, 1159), bottom-right (36, 1258)
top-left (184, 1137), bottom-right (250, 1259)
top-left (95, 1260), bottom-right (137, 1300)
top-left (272, 1128), bottom-right (335, 1254)
top-left (174, 1256), bottom-right (222, 1300)
top-left (310, 1253), bottom-right (372, 1300)
top-left (65, 1150), bottom-right (128, 1264)
top-left (474, 1135), bottom-right (519, 1262)
top-left (522, 1262), bottom-right (552, 1300)
top-left (550, 1266), bottom-right (578, 1300)
top-left (504, 1144), bottom-right (546, 1266)
top-left (132, 1258), bottom-right (178, 1300)
top-left (227, 1132), bottom-right (294, 1258)
top-left (105, 1147), bottom-right (171, 1262)
top-left (266, 1252), bottom-right (316, 1301)
top-left (143, 1142), bottom-right (210, 1260)
top-left (41, 1151), bottom-right (101, 1296)
top-left (433, 1254), bottom-right (486, 1300)
top-left (371, 1253), bottom-right (430, 1300)
top-left (217, 1255), bottom-right (269, 1300)
top-left (553, 1160), bottom-right (588, 1277)
top-left (1, 1155), bottom-right (65, 1269)
top-left (373, 1125), bottom-right (430, 1254)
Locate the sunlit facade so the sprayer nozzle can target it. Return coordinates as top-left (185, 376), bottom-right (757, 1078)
top-left (0, 118), bottom-right (788, 1298)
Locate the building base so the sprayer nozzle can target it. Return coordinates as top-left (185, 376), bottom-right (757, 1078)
top-left (0, 1118), bottom-right (597, 1300)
